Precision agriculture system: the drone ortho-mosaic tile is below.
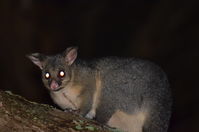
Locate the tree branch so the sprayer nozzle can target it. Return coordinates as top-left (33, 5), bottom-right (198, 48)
top-left (0, 90), bottom-right (111, 132)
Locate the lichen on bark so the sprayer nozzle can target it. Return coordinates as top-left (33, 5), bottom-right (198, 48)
top-left (0, 90), bottom-right (111, 132)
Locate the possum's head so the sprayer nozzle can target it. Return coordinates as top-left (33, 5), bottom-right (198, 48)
top-left (27, 47), bottom-right (78, 91)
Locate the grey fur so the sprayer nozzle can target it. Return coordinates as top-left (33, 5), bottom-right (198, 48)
top-left (93, 57), bottom-right (172, 132)
top-left (28, 48), bottom-right (172, 132)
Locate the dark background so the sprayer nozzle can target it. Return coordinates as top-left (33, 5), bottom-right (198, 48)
top-left (0, 0), bottom-right (199, 131)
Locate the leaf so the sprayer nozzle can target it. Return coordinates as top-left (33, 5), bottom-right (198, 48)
top-left (75, 125), bottom-right (83, 130)
top-left (85, 126), bottom-right (95, 131)
top-left (108, 128), bottom-right (124, 132)
top-left (78, 120), bottom-right (84, 124)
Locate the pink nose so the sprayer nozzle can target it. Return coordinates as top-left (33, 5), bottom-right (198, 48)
top-left (50, 80), bottom-right (59, 90)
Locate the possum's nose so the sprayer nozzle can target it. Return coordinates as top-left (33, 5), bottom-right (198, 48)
top-left (50, 80), bottom-right (59, 90)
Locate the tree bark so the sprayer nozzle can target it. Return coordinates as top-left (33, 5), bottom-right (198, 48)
top-left (0, 90), bottom-right (111, 132)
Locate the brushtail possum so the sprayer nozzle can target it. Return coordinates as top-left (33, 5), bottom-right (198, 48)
top-left (27, 47), bottom-right (172, 132)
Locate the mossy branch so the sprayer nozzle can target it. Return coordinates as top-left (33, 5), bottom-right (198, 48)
top-left (0, 90), bottom-right (111, 132)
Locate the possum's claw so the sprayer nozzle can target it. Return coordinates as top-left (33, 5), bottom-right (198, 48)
top-left (64, 108), bottom-right (80, 114)
top-left (85, 110), bottom-right (96, 119)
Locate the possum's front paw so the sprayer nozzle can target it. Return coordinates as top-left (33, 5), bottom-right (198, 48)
top-left (85, 110), bottom-right (96, 119)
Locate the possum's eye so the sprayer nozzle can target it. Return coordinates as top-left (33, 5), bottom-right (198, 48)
top-left (44, 72), bottom-right (50, 79)
top-left (58, 70), bottom-right (65, 78)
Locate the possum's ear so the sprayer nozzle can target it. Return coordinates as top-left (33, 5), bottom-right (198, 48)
top-left (64, 47), bottom-right (78, 65)
top-left (26, 53), bottom-right (46, 70)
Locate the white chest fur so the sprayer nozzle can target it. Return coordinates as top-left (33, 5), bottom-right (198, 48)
top-left (50, 85), bottom-right (83, 110)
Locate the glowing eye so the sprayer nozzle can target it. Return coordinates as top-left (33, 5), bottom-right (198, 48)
top-left (59, 71), bottom-right (65, 77)
top-left (45, 72), bottom-right (50, 79)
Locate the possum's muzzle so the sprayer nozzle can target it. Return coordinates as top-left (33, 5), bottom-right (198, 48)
top-left (50, 80), bottom-right (62, 91)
